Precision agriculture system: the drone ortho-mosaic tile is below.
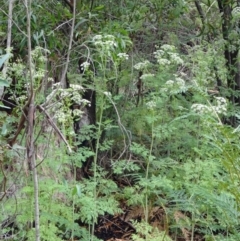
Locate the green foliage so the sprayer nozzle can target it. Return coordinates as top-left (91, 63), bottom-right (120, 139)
top-left (132, 221), bottom-right (172, 241)
top-left (2, 0), bottom-right (240, 241)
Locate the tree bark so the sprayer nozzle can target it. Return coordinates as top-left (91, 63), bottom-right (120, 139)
top-left (217, 0), bottom-right (240, 126)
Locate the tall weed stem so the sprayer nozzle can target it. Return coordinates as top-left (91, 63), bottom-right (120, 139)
top-left (145, 111), bottom-right (155, 228)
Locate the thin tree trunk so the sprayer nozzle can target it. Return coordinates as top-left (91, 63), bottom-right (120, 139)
top-left (60, 0), bottom-right (76, 88)
top-left (194, 0), bottom-right (205, 24)
top-left (24, 0), bottom-right (40, 240)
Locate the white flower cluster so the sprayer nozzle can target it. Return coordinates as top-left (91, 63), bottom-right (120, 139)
top-left (72, 108), bottom-right (83, 118)
top-left (16, 95), bottom-right (27, 103)
top-left (5, 47), bottom-right (13, 54)
top-left (232, 7), bottom-right (240, 19)
top-left (58, 88), bottom-right (70, 99)
top-left (191, 97), bottom-right (227, 115)
top-left (160, 44), bottom-right (176, 51)
top-left (31, 46), bottom-right (50, 63)
top-left (175, 77), bottom-right (185, 86)
top-left (165, 80), bottom-right (174, 86)
top-left (70, 84), bottom-right (84, 91)
top-left (140, 73), bottom-right (155, 80)
top-left (93, 34), bottom-right (117, 50)
top-left (52, 90), bottom-right (90, 123)
top-left (154, 45), bottom-right (183, 66)
top-left (38, 55), bottom-right (48, 63)
top-left (134, 60), bottom-right (151, 70)
top-left (215, 96), bottom-right (227, 106)
top-left (80, 61), bottom-right (90, 70)
top-left (157, 58), bottom-right (171, 66)
top-left (213, 97), bottom-right (227, 114)
top-left (164, 77), bottom-right (186, 94)
top-left (103, 91), bottom-right (112, 97)
top-left (71, 91), bottom-right (82, 103)
top-left (34, 69), bottom-right (45, 79)
top-left (92, 34), bottom-right (103, 41)
top-left (54, 110), bottom-right (71, 123)
top-left (10, 61), bottom-right (25, 77)
top-left (168, 52), bottom-right (184, 65)
top-left (117, 53), bottom-right (129, 60)
top-left (191, 104), bottom-right (211, 114)
top-left (146, 100), bottom-right (156, 110)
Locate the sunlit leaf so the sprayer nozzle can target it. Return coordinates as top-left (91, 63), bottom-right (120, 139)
top-left (0, 53), bottom-right (11, 68)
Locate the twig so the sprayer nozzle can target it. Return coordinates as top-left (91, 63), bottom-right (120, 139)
top-left (36, 105), bottom-right (72, 154)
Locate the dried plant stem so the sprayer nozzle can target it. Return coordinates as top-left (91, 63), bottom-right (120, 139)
top-left (24, 0), bottom-right (40, 240)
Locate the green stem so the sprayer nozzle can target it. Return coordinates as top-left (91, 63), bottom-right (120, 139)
top-left (145, 114), bottom-right (154, 226)
top-left (71, 196), bottom-right (75, 240)
top-left (91, 95), bottom-right (104, 241)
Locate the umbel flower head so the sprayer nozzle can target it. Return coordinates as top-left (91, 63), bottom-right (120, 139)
top-left (93, 34), bottom-right (117, 51)
top-left (191, 96), bottom-right (227, 115)
top-left (134, 60), bottom-right (151, 70)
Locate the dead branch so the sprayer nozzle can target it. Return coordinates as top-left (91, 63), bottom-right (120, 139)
top-left (36, 104), bottom-right (72, 154)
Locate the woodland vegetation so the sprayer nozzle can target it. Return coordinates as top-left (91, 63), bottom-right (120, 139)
top-left (0, 0), bottom-right (240, 240)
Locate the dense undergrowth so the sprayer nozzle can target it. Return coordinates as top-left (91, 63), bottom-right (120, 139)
top-left (1, 0), bottom-right (240, 241)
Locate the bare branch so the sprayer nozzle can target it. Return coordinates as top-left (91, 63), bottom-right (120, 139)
top-left (36, 105), bottom-right (72, 154)
top-left (60, 0), bottom-right (77, 88)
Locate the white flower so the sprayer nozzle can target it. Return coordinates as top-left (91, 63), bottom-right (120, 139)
top-left (73, 109), bottom-right (83, 117)
top-left (146, 101), bottom-right (156, 110)
top-left (165, 80), bottom-right (174, 86)
top-left (212, 96), bottom-right (227, 115)
top-left (175, 77), bottom-right (185, 86)
top-left (55, 111), bottom-right (66, 123)
top-left (16, 95), bottom-right (27, 103)
top-left (215, 96), bottom-right (227, 105)
top-left (94, 41), bottom-right (103, 46)
top-left (105, 40), bottom-right (117, 48)
top-left (160, 44), bottom-right (176, 51)
top-left (48, 77), bottom-right (54, 83)
top-left (117, 53), bottom-right (129, 60)
top-left (191, 98), bottom-right (227, 115)
top-left (59, 89), bottom-right (70, 98)
top-left (80, 61), bottom-right (90, 70)
top-left (140, 73), bottom-right (154, 80)
top-left (34, 69), bottom-right (45, 79)
top-left (156, 58), bottom-right (171, 66)
top-left (191, 104), bottom-right (211, 114)
top-left (71, 92), bottom-right (82, 103)
top-left (105, 35), bottom-right (115, 41)
top-left (70, 84), bottom-right (84, 90)
top-left (93, 35), bottom-right (117, 50)
top-left (134, 60), bottom-right (151, 70)
top-left (104, 91), bottom-right (112, 97)
top-left (154, 45), bottom-right (183, 66)
top-left (169, 53), bottom-right (183, 65)
top-left (92, 35), bottom-right (103, 41)
top-left (232, 7), bottom-right (240, 19)
top-left (153, 49), bottom-right (164, 58)
top-left (81, 99), bottom-right (91, 106)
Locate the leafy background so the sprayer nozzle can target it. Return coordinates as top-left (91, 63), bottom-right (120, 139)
top-left (1, 0), bottom-right (240, 240)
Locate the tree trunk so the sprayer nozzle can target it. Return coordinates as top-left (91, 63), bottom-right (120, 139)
top-left (217, 0), bottom-right (240, 126)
